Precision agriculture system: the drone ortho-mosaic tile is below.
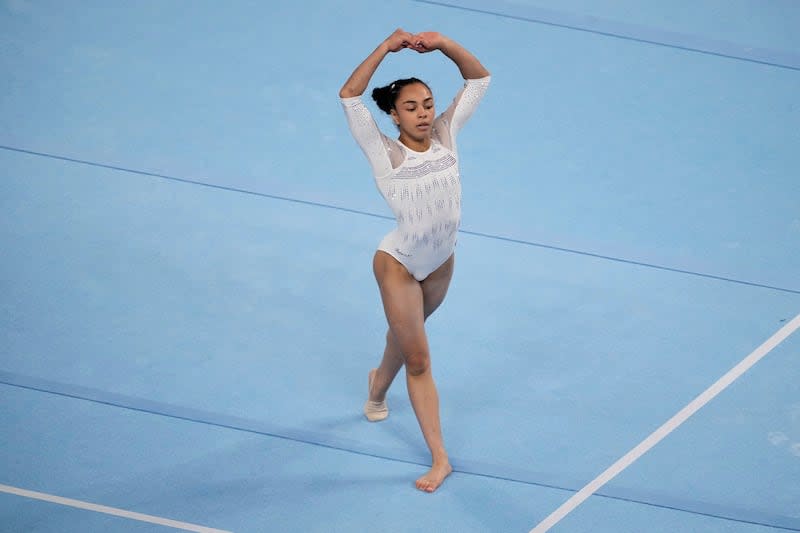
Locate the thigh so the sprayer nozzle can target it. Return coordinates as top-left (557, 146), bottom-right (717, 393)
top-left (373, 251), bottom-right (428, 358)
top-left (421, 253), bottom-right (455, 320)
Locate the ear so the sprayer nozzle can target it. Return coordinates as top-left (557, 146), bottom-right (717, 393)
top-left (390, 109), bottom-right (400, 125)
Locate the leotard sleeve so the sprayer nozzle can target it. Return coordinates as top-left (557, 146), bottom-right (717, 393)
top-left (433, 75), bottom-right (491, 153)
top-left (341, 95), bottom-right (395, 178)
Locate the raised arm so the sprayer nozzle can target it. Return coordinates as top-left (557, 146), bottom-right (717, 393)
top-left (339, 29), bottom-right (416, 98)
top-left (411, 32), bottom-right (490, 79)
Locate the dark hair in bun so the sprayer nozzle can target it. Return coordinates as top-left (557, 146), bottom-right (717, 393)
top-left (371, 77), bottom-right (430, 114)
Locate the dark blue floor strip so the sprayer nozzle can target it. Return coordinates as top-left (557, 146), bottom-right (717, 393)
top-left (415, 0), bottom-right (800, 71)
top-left (2, 144), bottom-right (798, 296)
top-left (2, 372), bottom-right (799, 531)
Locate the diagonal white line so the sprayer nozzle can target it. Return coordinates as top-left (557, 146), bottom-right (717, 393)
top-left (530, 313), bottom-right (800, 532)
top-left (0, 484), bottom-right (233, 533)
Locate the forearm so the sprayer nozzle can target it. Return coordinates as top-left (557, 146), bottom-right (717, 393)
top-left (439, 37), bottom-right (490, 79)
top-left (339, 42), bottom-right (390, 98)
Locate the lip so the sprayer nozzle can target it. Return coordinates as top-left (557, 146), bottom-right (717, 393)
top-left (416, 123), bottom-right (430, 130)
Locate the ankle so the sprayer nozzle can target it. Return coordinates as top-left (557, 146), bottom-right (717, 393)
top-left (369, 370), bottom-right (386, 402)
top-left (370, 390), bottom-right (386, 403)
top-left (431, 450), bottom-right (449, 465)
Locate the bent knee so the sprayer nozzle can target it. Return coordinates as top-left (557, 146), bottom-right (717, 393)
top-left (405, 352), bottom-right (430, 376)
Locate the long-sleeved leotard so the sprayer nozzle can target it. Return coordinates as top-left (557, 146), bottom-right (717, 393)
top-left (341, 76), bottom-right (490, 281)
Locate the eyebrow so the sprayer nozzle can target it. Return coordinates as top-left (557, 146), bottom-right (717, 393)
top-left (402, 97), bottom-right (434, 105)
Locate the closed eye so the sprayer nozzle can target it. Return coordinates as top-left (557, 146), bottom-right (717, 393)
top-left (402, 97), bottom-right (434, 110)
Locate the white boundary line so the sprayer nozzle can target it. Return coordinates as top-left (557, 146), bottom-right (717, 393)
top-left (0, 483), bottom-right (232, 533)
top-left (530, 312), bottom-right (800, 532)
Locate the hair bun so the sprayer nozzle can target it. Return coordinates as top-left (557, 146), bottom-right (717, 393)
top-left (371, 86), bottom-right (394, 114)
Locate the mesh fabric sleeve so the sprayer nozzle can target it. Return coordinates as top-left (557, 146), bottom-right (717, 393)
top-left (341, 95), bottom-right (395, 178)
top-left (433, 75), bottom-right (491, 153)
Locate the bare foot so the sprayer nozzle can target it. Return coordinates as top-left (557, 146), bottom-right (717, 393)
top-left (415, 461), bottom-right (452, 493)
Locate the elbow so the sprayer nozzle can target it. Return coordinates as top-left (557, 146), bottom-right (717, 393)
top-left (339, 86), bottom-right (360, 99)
top-left (463, 66), bottom-right (490, 80)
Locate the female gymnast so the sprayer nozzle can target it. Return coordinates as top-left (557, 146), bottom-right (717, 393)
top-left (339, 28), bottom-right (490, 492)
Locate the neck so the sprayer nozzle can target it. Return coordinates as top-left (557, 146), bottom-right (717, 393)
top-left (399, 134), bottom-right (431, 152)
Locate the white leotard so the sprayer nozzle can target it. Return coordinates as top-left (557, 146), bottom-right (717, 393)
top-left (341, 76), bottom-right (490, 281)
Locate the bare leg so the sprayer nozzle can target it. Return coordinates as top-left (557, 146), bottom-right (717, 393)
top-left (370, 255), bottom-right (454, 403)
top-left (372, 252), bottom-right (455, 492)
top-left (368, 331), bottom-right (404, 404)
top-left (406, 361), bottom-right (452, 492)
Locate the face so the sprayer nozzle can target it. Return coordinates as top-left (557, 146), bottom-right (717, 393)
top-left (390, 82), bottom-right (435, 146)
